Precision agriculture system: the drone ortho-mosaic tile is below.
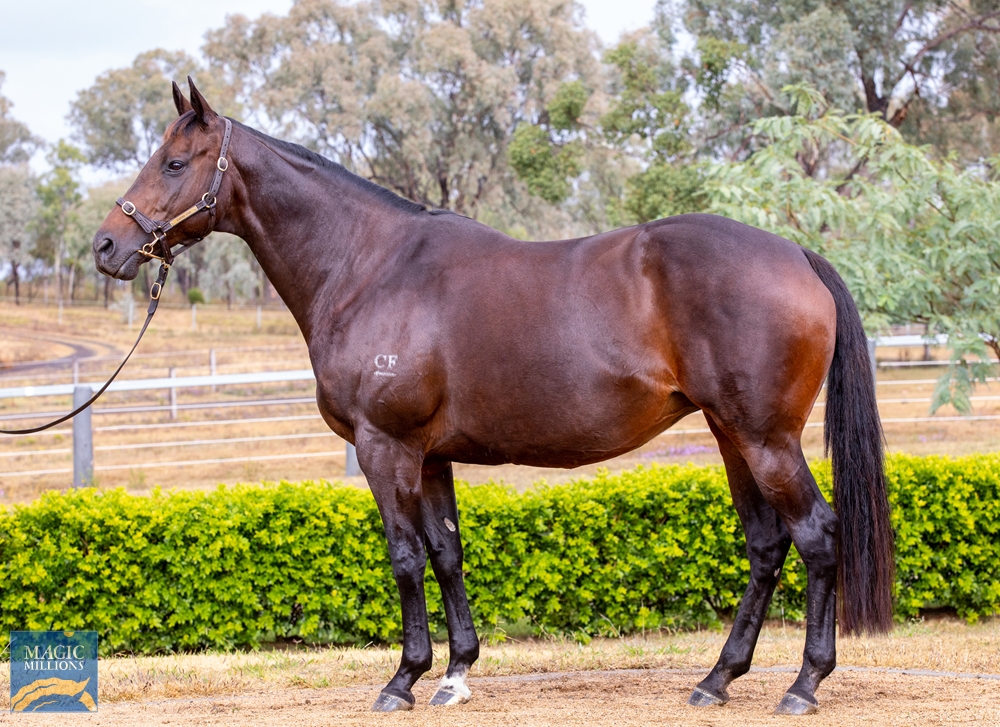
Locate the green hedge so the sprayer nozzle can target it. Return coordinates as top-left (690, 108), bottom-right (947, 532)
top-left (1, 453), bottom-right (998, 654)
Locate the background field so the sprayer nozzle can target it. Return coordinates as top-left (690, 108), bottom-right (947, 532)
top-left (2, 299), bottom-right (999, 504)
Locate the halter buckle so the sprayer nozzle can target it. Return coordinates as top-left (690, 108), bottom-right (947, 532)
top-left (121, 201), bottom-right (136, 216)
top-left (202, 192), bottom-right (217, 207)
top-left (150, 281), bottom-right (163, 300)
top-left (140, 241), bottom-right (166, 262)
top-left (217, 157), bottom-right (229, 172)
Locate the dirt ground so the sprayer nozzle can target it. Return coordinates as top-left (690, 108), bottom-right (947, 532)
top-left (2, 669), bottom-right (998, 727)
top-left (2, 619), bottom-right (998, 725)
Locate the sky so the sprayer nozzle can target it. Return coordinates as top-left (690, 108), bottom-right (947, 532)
top-left (0, 0), bottom-right (658, 166)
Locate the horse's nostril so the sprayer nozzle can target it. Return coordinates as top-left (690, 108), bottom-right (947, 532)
top-left (97, 238), bottom-right (115, 256)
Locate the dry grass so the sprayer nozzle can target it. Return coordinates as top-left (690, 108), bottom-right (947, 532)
top-left (0, 617), bottom-right (994, 705)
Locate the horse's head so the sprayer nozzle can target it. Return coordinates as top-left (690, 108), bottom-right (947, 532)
top-left (94, 77), bottom-right (231, 280)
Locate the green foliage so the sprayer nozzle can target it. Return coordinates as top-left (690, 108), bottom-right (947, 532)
top-left (669, 0), bottom-right (1000, 161)
top-left (701, 85), bottom-right (1000, 409)
top-left (547, 81), bottom-right (589, 132)
top-left (621, 161), bottom-right (705, 223)
top-left (507, 126), bottom-right (581, 204)
top-left (187, 288), bottom-right (206, 306)
top-left (692, 37), bottom-right (745, 112)
top-left (601, 39), bottom-right (691, 160)
top-left (1, 455), bottom-right (999, 654)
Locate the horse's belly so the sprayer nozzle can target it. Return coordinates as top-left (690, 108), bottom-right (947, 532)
top-left (431, 385), bottom-right (699, 468)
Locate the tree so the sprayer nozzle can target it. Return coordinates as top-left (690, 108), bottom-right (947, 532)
top-left (0, 72), bottom-right (39, 164)
top-left (663, 0), bottom-right (1000, 162)
top-left (508, 28), bottom-right (706, 226)
top-left (203, 0), bottom-right (601, 221)
top-left (68, 50), bottom-right (206, 170)
top-left (703, 85), bottom-right (1000, 413)
top-left (0, 165), bottom-right (38, 304)
top-left (64, 179), bottom-right (127, 302)
top-left (35, 141), bottom-right (86, 306)
top-left (173, 233), bottom-right (260, 308)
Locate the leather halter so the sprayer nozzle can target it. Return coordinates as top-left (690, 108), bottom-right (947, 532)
top-left (0, 118), bottom-right (233, 436)
top-left (116, 117), bottom-right (233, 266)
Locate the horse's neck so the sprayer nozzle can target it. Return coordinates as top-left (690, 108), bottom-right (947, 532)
top-left (220, 131), bottom-right (412, 342)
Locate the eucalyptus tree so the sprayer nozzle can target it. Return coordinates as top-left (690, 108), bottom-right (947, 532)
top-left (201, 0), bottom-right (602, 219)
top-left (663, 0), bottom-right (1000, 162)
top-left (0, 72), bottom-right (39, 164)
top-left (68, 50), bottom-right (211, 170)
top-left (34, 141), bottom-right (86, 305)
top-left (0, 165), bottom-right (38, 304)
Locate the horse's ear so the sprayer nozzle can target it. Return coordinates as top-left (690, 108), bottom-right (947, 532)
top-left (172, 81), bottom-right (192, 116)
top-left (187, 76), bottom-right (216, 127)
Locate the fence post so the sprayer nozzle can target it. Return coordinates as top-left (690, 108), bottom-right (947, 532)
top-left (345, 442), bottom-right (361, 477)
top-left (210, 349), bottom-right (217, 393)
top-left (867, 338), bottom-right (877, 382)
top-left (169, 367), bottom-right (178, 419)
top-left (72, 385), bottom-right (94, 487)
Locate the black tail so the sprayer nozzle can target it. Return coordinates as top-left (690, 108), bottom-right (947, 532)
top-left (803, 248), bottom-right (894, 635)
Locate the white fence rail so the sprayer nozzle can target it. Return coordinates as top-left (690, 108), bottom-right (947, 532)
top-left (0, 368), bottom-right (365, 482)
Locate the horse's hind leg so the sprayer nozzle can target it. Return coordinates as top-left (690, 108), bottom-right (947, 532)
top-left (689, 423), bottom-right (792, 708)
top-left (420, 460), bottom-right (480, 706)
top-left (738, 435), bottom-right (839, 715)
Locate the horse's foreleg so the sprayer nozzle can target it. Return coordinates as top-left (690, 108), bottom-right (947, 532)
top-left (690, 425), bottom-right (792, 708)
top-left (420, 460), bottom-right (480, 706)
top-left (356, 434), bottom-right (434, 712)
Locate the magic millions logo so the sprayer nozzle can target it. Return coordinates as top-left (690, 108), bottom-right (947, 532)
top-left (8, 631), bottom-right (98, 713)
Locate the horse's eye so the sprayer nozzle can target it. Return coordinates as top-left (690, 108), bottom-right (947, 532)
top-left (167, 160), bottom-right (185, 172)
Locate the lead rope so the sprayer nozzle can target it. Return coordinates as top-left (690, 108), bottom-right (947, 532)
top-left (0, 264), bottom-right (170, 435)
top-left (0, 118), bottom-right (233, 436)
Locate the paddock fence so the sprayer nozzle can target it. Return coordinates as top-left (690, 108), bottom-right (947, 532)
top-left (0, 336), bottom-right (995, 490)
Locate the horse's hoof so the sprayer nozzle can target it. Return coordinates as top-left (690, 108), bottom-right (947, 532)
top-left (371, 691), bottom-right (414, 712)
top-left (430, 674), bottom-right (472, 706)
top-left (688, 686), bottom-right (728, 707)
top-left (429, 686), bottom-right (471, 706)
top-left (774, 692), bottom-right (818, 715)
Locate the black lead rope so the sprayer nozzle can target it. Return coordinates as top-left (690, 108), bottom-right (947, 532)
top-left (0, 264), bottom-right (171, 435)
top-left (1, 118), bottom-right (234, 436)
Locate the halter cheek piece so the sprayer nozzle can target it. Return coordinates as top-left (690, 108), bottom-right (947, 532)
top-left (0, 118), bottom-right (233, 437)
top-left (116, 117), bottom-right (233, 268)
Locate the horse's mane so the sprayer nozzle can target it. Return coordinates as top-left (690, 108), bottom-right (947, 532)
top-left (232, 120), bottom-right (428, 215)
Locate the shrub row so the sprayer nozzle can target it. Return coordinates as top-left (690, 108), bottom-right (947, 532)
top-left (1, 453), bottom-right (998, 654)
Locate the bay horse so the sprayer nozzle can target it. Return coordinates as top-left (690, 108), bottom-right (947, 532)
top-left (93, 78), bottom-right (893, 715)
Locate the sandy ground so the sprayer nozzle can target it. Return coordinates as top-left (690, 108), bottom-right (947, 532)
top-left (1, 668), bottom-right (997, 726)
top-left (2, 619), bottom-right (998, 725)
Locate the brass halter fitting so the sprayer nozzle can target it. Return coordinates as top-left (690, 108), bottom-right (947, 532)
top-left (115, 117), bottom-right (233, 267)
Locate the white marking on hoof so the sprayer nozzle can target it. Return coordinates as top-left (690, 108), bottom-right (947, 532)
top-left (430, 673), bottom-right (472, 706)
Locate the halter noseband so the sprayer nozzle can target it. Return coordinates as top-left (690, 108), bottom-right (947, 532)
top-left (115, 117), bottom-right (233, 267)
